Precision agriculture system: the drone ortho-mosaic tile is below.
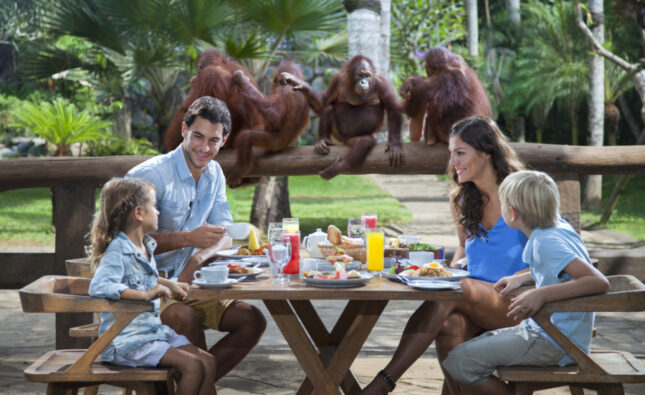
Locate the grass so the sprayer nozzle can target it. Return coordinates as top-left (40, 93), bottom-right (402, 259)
top-left (0, 175), bottom-right (412, 246)
top-left (581, 174), bottom-right (645, 241)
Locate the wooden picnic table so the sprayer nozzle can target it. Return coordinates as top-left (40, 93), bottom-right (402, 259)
top-left (189, 273), bottom-right (463, 395)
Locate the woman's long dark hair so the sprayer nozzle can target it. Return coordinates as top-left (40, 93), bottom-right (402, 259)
top-left (447, 116), bottom-right (524, 239)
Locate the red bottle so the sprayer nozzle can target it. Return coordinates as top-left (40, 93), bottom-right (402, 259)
top-left (282, 233), bottom-right (300, 274)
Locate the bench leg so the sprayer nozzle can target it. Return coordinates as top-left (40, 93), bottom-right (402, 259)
top-left (596, 384), bottom-right (624, 395)
top-left (82, 386), bottom-right (98, 395)
top-left (47, 383), bottom-right (79, 395)
top-left (569, 385), bottom-right (584, 395)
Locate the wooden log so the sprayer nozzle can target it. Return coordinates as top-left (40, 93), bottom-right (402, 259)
top-left (1, 143), bottom-right (645, 191)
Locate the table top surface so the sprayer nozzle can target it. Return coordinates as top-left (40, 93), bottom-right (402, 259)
top-left (188, 273), bottom-right (463, 301)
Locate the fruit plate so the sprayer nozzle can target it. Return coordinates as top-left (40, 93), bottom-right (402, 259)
top-left (303, 273), bottom-right (373, 288)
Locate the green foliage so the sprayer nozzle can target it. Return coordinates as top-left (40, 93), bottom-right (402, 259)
top-left (582, 175), bottom-right (645, 241)
top-left (10, 98), bottom-right (111, 156)
top-left (501, 0), bottom-right (588, 143)
top-left (85, 136), bottom-right (160, 156)
top-left (0, 188), bottom-right (54, 245)
top-left (391, 0), bottom-right (466, 84)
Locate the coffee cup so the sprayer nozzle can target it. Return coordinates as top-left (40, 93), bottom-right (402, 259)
top-left (409, 251), bottom-right (434, 265)
top-left (194, 266), bottom-right (229, 283)
top-left (301, 258), bottom-right (321, 276)
top-left (225, 223), bottom-right (251, 240)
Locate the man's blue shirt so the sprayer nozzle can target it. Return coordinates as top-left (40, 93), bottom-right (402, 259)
top-left (126, 146), bottom-right (232, 279)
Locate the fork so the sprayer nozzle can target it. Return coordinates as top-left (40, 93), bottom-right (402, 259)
top-left (396, 275), bottom-right (411, 284)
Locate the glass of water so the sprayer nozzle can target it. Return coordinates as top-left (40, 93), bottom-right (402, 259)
top-left (269, 238), bottom-right (292, 284)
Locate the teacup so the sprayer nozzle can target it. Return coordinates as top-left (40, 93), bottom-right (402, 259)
top-left (301, 258), bottom-right (321, 276)
top-left (409, 251), bottom-right (434, 266)
top-left (194, 266), bottom-right (229, 283)
top-left (225, 223), bottom-right (251, 240)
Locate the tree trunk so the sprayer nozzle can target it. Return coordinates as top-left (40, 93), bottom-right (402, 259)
top-left (379, 0), bottom-right (391, 81)
top-left (250, 176), bottom-right (291, 233)
top-left (112, 101), bottom-right (132, 140)
top-left (583, 0), bottom-right (605, 210)
top-left (605, 102), bottom-right (620, 146)
top-left (344, 0), bottom-right (382, 69)
top-left (466, 0), bottom-right (478, 57)
top-left (507, 0), bottom-right (521, 26)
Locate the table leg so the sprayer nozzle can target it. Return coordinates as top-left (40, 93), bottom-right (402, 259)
top-left (263, 300), bottom-right (339, 395)
top-left (291, 299), bottom-right (388, 395)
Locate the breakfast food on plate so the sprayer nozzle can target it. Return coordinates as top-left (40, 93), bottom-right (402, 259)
top-left (390, 261), bottom-right (451, 277)
top-left (324, 246), bottom-right (354, 264)
top-left (248, 228), bottom-right (260, 250)
top-left (227, 263), bottom-right (254, 274)
top-left (304, 262), bottom-right (363, 280)
top-left (327, 224), bottom-right (342, 245)
top-left (237, 243), bottom-right (269, 256)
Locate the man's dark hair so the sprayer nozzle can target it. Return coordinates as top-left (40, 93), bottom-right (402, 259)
top-left (183, 96), bottom-right (232, 136)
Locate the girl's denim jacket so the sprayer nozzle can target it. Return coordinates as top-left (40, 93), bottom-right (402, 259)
top-left (89, 232), bottom-right (176, 362)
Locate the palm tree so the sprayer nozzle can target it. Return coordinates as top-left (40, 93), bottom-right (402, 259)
top-left (503, 0), bottom-right (588, 144)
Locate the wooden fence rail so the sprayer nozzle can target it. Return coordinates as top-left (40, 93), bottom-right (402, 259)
top-left (1, 142), bottom-right (644, 348)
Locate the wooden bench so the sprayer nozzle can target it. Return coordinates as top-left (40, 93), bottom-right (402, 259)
top-left (20, 275), bottom-right (175, 395)
top-left (497, 275), bottom-right (645, 395)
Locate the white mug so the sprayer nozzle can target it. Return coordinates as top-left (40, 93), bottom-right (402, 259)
top-left (194, 266), bottom-right (228, 283)
top-left (225, 223), bottom-right (251, 240)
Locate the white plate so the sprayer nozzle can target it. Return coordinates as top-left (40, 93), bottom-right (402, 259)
top-left (406, 280), bottom-right (461, 291)
top-left (215, 248), bottom-right (247, 259)
top-left (303, 273), bottom-right (373, 288)
top-left (192, 278), bottom-right (237, 289)
top-left (241, 256), bottom-right (270, 266)
top-left (316, 261), bottom-right (362, 271)
top-left (228, 267), bottom-right (263, 279)
top-left (381, 268), bottom-right (469, 282)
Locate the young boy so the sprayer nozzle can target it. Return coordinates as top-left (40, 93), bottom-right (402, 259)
top-left (441, 170), bottom-right (610, 395)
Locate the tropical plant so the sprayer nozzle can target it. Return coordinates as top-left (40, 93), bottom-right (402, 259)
top-left (85, 136), bottom-right (159, 156)
top-left (10, 98), bottom-right (111, 156)
top-left (501, 0), bottom-right (588, 144)
top-left (390, 0), bottom-right (466, 84)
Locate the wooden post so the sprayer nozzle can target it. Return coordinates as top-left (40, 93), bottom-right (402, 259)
top-left (53, 186), bottom-right (95, 349)
top-left (553, 173), bottom-right (581, 233)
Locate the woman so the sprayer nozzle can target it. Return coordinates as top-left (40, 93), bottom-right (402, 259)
top-left (362, 116), bottom-right (527, 394)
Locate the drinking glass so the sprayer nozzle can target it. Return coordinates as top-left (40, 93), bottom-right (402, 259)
top-left (366, 228), bottom-right (384, 272)
top-left (347, 218), bottom-right (365, 239)
top-left (361, 213), bottom-right (378, 230)
top-left (282, 217), bottom-right (299, 234)
top-left (266, 223), bottom-right (285, 276)
top-left (269, 239), bottom-right (292, 284)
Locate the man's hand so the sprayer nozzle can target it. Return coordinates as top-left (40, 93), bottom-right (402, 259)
top-left (159, 278), bottom-right (189, 301)
top-left (187, 224), bottom-right (226, 248)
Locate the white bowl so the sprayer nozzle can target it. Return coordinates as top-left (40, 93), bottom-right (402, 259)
top-left (226, 223), bottom-right (251, 239)
top-left (409, 251), bottom-right (434, 265)
top-left (398, 235), bottom-right (420, 245)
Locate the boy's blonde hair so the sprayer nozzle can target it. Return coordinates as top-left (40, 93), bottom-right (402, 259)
top-left (87, 177), bottom-right (155, 271)
top-left (499, 170), bottom-right (560, 230)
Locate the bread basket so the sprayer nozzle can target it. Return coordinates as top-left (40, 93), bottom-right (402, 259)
top-left (317, 243), bottom-right (367, 263)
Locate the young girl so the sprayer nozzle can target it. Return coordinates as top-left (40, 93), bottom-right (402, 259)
top-left (88, 177), bottom-right (217, 395)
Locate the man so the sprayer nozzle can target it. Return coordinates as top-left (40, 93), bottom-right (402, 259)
top-left (126, 96), bottom-right (266, 381)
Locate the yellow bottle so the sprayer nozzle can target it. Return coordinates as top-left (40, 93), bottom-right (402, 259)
top-left (248, 228), bottom-right (260, 250)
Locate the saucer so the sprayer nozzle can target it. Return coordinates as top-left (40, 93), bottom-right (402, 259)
top-left (192, 278), bottom-right (237, 289)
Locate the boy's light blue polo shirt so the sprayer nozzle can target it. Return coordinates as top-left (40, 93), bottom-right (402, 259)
top-left (126, 146), bottom-right (232, 279)
top-left (523, 218), bottom-right (595, 366)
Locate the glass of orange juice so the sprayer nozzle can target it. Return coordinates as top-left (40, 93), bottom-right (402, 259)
top-left (282, 217), bottom-right (299, 234)
top-left (366, 228), bottom-right (384, 272)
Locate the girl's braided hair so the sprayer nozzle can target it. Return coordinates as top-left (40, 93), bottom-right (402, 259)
top-left (87, 177), bottom-right (154, 271)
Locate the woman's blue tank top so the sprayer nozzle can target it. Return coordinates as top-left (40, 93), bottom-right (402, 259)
top-left (464, 216), bottom-right (528, 283)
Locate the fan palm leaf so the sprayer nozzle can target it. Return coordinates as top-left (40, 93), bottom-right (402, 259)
top-left (11, 98), bottom-right (111, 156)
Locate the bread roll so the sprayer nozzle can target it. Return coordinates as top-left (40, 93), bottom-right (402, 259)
top-left (327, 224), bottom-right (342, 245)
